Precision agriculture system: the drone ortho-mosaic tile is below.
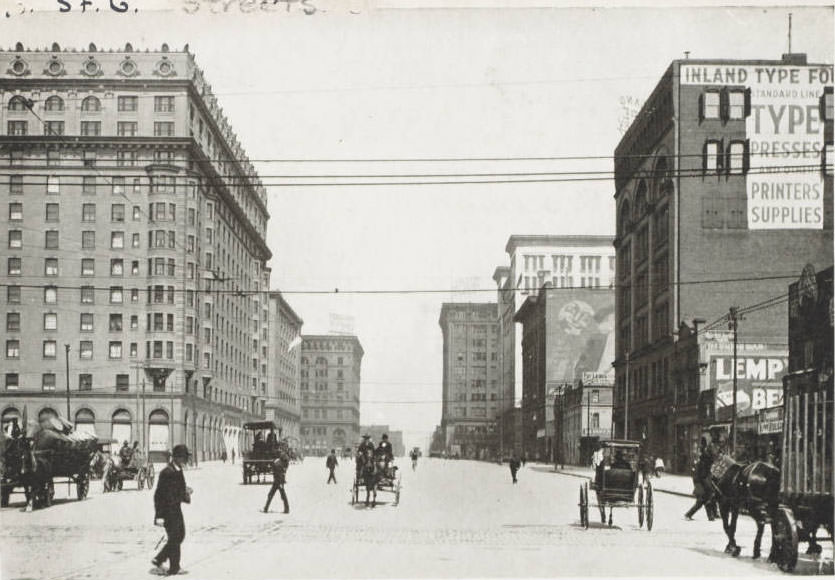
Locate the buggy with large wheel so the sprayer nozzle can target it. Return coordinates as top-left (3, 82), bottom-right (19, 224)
top-left (1, 416), bottom-right (97, 509)
top-left (578, 439), bottom-right (653, 530)
top-left (769, 265), bottom-right (833, 572)
top-left (351, 449), bottom-right (401, 507)
top-left (241, 421), bottom-right (284, 484)
top-left (103, 452), bottom-right (155, 492)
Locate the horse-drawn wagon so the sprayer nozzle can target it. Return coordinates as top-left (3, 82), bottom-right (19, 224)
top-left (352, 449), bottom-right (401, 507)
top-left (578, 439), bottom-right (653, 530)
top-left (241, 421), bottom-right (284, 484)
top-left (103, 453), bottom-right (155, 492)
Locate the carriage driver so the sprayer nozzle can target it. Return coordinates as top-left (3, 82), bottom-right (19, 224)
top-left (376, 434), bottom-right (393, 463)
top-left (356, 434), bottom-right (375, 476)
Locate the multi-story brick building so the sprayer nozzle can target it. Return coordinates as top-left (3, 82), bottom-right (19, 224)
top-left (0, 43), bottom-right (272, 461)
top-left (559, 375), bottom-right (614, 465)
top-left (299, 334), bottom-right (363, 456)
top-left (439, 302), bottom-right (501, 459)
top-left (613, 54), bottom-right (833, 472)
top-left (266, 292), bottom-right (303, 441)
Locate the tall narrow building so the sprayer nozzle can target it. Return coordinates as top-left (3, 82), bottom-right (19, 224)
top-left (267, 292), bottom-right (303, 441)
top-left (0, 43), bottom-right (271, 461)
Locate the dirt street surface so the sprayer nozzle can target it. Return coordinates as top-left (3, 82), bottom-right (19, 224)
top-left (0, 458), bottom-right (830, 579)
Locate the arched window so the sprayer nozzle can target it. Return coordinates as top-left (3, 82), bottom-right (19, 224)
top-left (634, 181), bottom-right (648, 221)
top-left (81, 96), bottom-right (101, 112)
top-left (38, 408), bottom-right (58, 422)
top-left (75, 408), bottom-right (96, 435)
top-left (1, 407), bottom-right (21, 435)
top-left (618, 200), bottom-right (632, 236)
top-left (111, 409), bottom-right (132, 448)
top-left (149, 409), bottom-right (170, 452)
top-left (44, 96), bottom-right (64, 112)
top-left (8, 96), bottom-right (28, 111)
top-left (652, 157), bottom-right (672, 200)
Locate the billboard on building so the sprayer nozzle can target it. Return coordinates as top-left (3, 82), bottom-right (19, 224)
top-left (545, 289), bottom-right (615, 386)
top-left (681, 63), bottom-right (833, 230)
top-left (704, 335), bottom-right (788, 419)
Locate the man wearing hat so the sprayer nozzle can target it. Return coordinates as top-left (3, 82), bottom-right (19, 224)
top-left (263, 445), bottom-right (290, 513)
top-left (356, 434), bottom-right (374, 478)
top-left (151, 444), bottom-right (193, 576)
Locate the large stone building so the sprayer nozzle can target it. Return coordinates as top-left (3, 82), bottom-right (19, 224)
top-left (439, 302), bottom-right (500, 459)
top-left (514, 285), bottom-right (615, 461)
top-left (612, 54), bottom-right (833, 472)
top-left (299, 334), bottom-right (363, 456)
top-left (0, 43), bottom-right (272, 462)
top-left (266, 292), bottom-right (303, 441)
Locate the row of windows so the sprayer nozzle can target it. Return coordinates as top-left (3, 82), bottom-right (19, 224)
top-left (4, 150), bottom-right (184, 170)
top-left (7, 120), bottom-right (176, 138)
top-left (8, 95), bottom-right (176, 114)
top-left (4, 284), bottom-right (177, 308)
top-left (5, 174), bottom-right (181, 195)
top-left (3, 372), bottom-right (130, 392)
top-left (6, 257), bottom-right (201, 281)
top-left (5, 338), bottom-right (128, 360)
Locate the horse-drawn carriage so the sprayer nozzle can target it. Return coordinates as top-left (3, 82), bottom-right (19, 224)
top-left (352, 449), bottom-right (401, 507)
top-left (103, 452), bottom-right (155, 492)
top-left (1, 416), bottom-right (97, 509)
top-left (242, 421), bottom-right (285, 484)
top-left (578, 440), bottom-right (653, 530)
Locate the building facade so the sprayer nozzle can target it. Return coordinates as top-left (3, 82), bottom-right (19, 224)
top-left (514, 285), bottom-right (615, 461)
top-left (299, 334), bottom-right (363, 456)
top-left (613, 54), bottom-right (833, 472)
top-left (0, 43), bottom-right (273, 462)
top-left (439, 302), bottom-right (501, 459)
top-left (266, 292), bottom-right (303, 441)
top-left (559, 375), bottom-right (614, 465)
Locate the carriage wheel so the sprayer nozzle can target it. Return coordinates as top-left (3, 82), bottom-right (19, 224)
top-left (351, 479), bottom-right (358, 505)
top-left (645, 483), bottom-right (653, 531)
top-left (772, 507), bottom-right (798, 572)
top-left (147, 464), bottom-right (155, 489)
top-left (46, 481), bottom-right (55, 507)
top-left (579, 483), bottom-right (589, 529)
top-left (77, 475), bottom-right (89, 500)
top-left (394, 475), bottom-right (402, 506)
top-left (637, 485), bottom-right (644, 528)
top-left (138, 472), bottom-right (145, 491)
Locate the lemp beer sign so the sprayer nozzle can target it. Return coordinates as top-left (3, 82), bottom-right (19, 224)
top-left (681, 63), bottom-right (833, 230)
top-left (710, 351), bottom-right (787, 419)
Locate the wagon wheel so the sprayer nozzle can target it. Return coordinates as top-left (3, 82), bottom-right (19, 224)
top-left (351, 478), bottom-right (358, 505)
top-left (46, 481), bottom-right (55, 507)
top-left (77, 475), bottom-right (89, 500)
top-left (394, 474), bottom-right (402, 506)
top-left (637, 485), bottom-right (644, 528)
top-left (772, 506), bottom-right (799, 572)
top-left (579, 483), bottom-right (589, 529)
top-left (146, 464), bottom-right (155, 488)
top-left (137, 470), bottom-right (145, 491)
top-left (645, 482), bottom-right (653, 531)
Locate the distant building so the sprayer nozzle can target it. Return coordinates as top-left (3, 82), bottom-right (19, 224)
top-left (361, 424), bottom-right (405, 457)
top-left (559, 374), bottom-right (614, 466)
top-left (514, 285), bottom-right (615, 461)
top-left (439, 302), bottom-right (500, 459)
top-left (300, 335), bottom-right (363, 456)
top-left (613, 54), bottom-right (833, 472)
top-left (267, 292), bottom-right (303, 441)
top-left (498, 406), bottom-right (522, 458)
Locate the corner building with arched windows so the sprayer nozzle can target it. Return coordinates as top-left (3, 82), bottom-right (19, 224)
top-left (0, 43), bottom-right (272, 462)
top-left (612, 53), bottom-right (833, 473)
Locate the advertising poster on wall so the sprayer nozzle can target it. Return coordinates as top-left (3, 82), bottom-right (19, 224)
top-left (681, 63), bottom-right (833, 230)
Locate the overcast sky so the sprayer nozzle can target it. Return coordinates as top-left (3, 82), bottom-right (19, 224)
top-left (4, 1), bottom-right (833, 450)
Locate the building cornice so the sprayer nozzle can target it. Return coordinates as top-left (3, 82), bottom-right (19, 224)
top-left (505, 235), bottom-right (615, 255)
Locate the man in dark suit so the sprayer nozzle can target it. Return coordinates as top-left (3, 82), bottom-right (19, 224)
top-left (151, 444), bottom-right (192, 576)
top-left (263, 447), bottom-right (290, 513)
top-left (326, 449), bottom-right (338, 484)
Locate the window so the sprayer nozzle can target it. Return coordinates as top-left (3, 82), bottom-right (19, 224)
top-left (110, 287), bottom-right (123, 304)
top-left (43, 340), bottom-right (57, 358)
top-left (703, 91), bottom-right (720, 119)
top-left (110, 259), bottom-right (123, 276)
top-left (109, 341), bottom-right (122, 359)
top-left (132, 233), bottom-right (140, 248)
top-left (9, 202), bottom-right (22, 220)
top-left (10, 175), bottom-right (23, 195)
top-left (83, 151), bottom-right (96, 167)
top-left (109, 314), bottom-right (123, 331)
top-left (117, 96), bottom-right (138, 112)
top-left (727, 141), bottom-right (747, 175)
top-left (79, 341), bottom-right (93, 360)
top-left (5, 373), bottom-right (19, 390)
top-left (78, 374), bottom-right (92, 391)
top-left (116, 374), bottom-right (129, 391)
top-left (82, 203), bottom-right (96, 222)
top-left (117, 122), bottom-right (137, 137)
top-left (81, 258), bottom-right (95, 276)
top-left (726, 197), bottom-right (747, 229)
top-left (154, 150), bottom-right (174, 164)
top-left (82, 176), bottom-right (96, 195)
top-left (44, 286), bottom-right (57, 304)
top-left (7, 286), bottom-right (21, 304)
top-left (80, 286), bottom-right (94, 304)
top-left (702, 195), bottom-right (724, 228)
top-left (6, 312), bottom-right (20, 332)
top-left (112, 177), bottom-right (125, 195)
top-left (8, 121), bottom-right (28, 135)
top-left (80, 313), bottom-right (94, 331)
top-left (46, 176), bottom-right (60, 195)
top-left (728, 90), bottom-right (746, 120)
top-left (131, 260), bottom-right (139, 275)
top-left (8, 257), bottom-right (21, 275)
top-left (111, 231), bottom-right (124, 249)
top-left (154, 122), bottom-right (175, 137)
top-left (44, 121), bottom-right (64, 136)
top-left (117, 151), bottom-right (137, 167)
top-left (111, 204), bottom-right (125, 222)
top-left (154, 96), bottom-right (175, 112)
top-left (42, 373), bottom-right (56, 391)
top-left (44, 258), bottom-right (58, 276)
top-left (8, 229), bottom-right (22, 248)
top-left (80, 121), bottom-right (101, 136)
top-left (81, 96), bottom-right (101, 112)
top-left (44, 95), bottom-right (64, 111)
top-left (130, 343), bottom-right (137, 358)
top-left (46, 150), bottom-right (61, 167)
top-left (132, 206), bottom-right (141, 221)
top-left (45, 230), bottom-right (59, 249)
top-left (6, 340), bottom-right (20, 358)
top-left (8, 96), bottom-right (28, 111)
top-left (704, 140), bottom-right (722, 173)
top-left (81, 230), bottom-right (95, 250)
top-left (43, 312), bottom-right (57, 331)
top-left (45, 203), bottom-right (59, 221)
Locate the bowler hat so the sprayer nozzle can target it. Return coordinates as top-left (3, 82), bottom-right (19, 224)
top-left (172, 444), bottom-right (191, 458)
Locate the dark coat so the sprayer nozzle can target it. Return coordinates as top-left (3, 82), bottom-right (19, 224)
top-left (509, 458), bottom-right (521, 471)
top-left (326, 454), bottom-right (338, 469)
top-left (272, 453), bottom-right (289, 485)
top-left (154, 464), bottom-right (190, 521)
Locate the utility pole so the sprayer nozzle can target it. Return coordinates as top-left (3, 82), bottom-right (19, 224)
top-left (64, 344), bottom-right (71, 421)
top-left (624, 352), bottom-right (630, 440)
top-left (728, 306), bottom-right (740, 457)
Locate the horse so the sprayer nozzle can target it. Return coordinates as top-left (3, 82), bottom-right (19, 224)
top-left (3, 436), bottom-right (53, 511)
top-left (708, 454), bottom-right (780, 560)
top-left (360, 450), bottom-right (381, 507)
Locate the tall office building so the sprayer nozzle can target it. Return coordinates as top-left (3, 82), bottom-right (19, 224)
top-left (267, 292), bottom-right (303, 441)
top-left (0, 43), bottom-right (272, 461)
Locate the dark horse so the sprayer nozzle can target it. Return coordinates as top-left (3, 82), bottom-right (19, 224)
top-left (359, 450), bottom-right (380, 507)
top-left (708, 454), bottom-right (780, 560)
top-left (2, 436), bottom-right (53, 510)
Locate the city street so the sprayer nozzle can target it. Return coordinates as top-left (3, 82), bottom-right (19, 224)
top-left (1, 458), bottom-right (829, 579)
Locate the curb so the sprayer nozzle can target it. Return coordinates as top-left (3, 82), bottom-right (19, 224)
top-left (551, 469), bottom-right (693, 498)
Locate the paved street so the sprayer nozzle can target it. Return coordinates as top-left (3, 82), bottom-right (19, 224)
top-left (0, 458), bottom-right (830, 579)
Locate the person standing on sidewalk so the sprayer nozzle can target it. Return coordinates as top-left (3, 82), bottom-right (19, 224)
top-left (151, 444), bottom-right (193, 576)
top-left (326, 449), bottom-right (338, 484)
top-left (263, 446), bottom-right (290, 513)
top-left (685, 438), bottom-right (716, 521)
top-left (509, 455), bottom-right (521, 484)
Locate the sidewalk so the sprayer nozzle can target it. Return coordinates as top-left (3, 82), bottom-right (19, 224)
top-left (528, 462), bottom-right (695, 498)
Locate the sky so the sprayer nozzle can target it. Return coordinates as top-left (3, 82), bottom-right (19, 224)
top-left (3, 0), bottom-right (833, 451)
